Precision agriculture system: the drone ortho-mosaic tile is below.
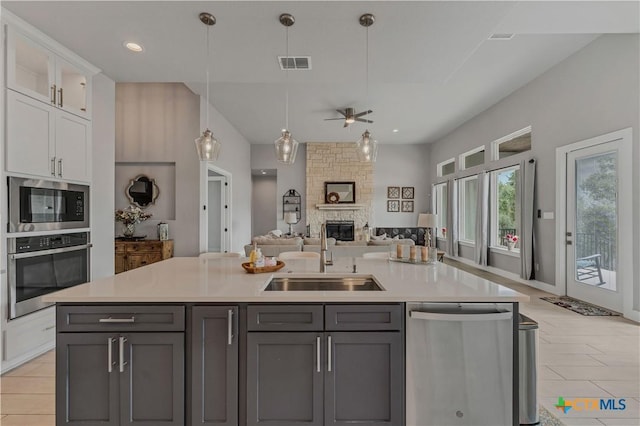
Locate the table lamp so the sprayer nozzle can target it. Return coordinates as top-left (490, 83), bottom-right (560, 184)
top-left (284, 212), bottom-right (298, 235)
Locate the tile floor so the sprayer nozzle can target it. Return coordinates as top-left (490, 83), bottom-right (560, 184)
top-left (0, 262), bottom-right (638, 426)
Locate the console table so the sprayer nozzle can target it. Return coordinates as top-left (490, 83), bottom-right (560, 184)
top-left (115, 239), bottom-right (173, 274)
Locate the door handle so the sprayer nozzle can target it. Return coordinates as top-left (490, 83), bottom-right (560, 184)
top-left (227, 309), bottom-right (234, 345)
top-left (327, 335), bottom-right (332, 372)
top-left (51, 157), bottom-right (56, 176)
top-left (119, 336), bottom-right (127, 373)
top-left (316, 336), bottom-right (321, 373)
top-left (107, 337), bottom-right (115, 373)
top-left (58, 159), bottom-right (63, 177)
top-left (51, 84), bottom-right (56, 104)
top-left (58, 87), bottom-right (63, 107)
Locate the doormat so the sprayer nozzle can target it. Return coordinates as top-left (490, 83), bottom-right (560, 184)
top-left (540, 296), bottom-right (620, 316)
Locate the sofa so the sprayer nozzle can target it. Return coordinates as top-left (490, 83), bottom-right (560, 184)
top-left (244, 234), bottom-right (415, 258)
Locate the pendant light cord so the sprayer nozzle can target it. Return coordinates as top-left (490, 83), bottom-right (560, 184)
top-left (285, 25), bottom-right (290, 131)
top-left (206, 23), bottom-right (210, 130)
top-left (365, 24), bottom-right (369, 108)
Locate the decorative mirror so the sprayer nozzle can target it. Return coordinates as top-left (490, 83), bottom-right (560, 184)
top-left (126, 175), bottom-right (159, 208)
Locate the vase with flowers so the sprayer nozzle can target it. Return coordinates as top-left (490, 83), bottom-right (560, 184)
top-left (505, 234), bottom-right (519, 251)
top-left (115, 206), bottom-right (152, 238)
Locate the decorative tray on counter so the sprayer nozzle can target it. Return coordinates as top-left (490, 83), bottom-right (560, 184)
top-left (242, 261), bottom-right (285, 274)
top-left (389, 258), bottom-right (436, 265)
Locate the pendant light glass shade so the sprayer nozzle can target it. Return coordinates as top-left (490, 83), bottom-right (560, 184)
top-left (195, 129), bottom-right (221, 161)
top-left (195, 12), bottom-right (220, 161)
top-left (355, 129), bottom-right (378, 162)
top-left (275, 130), bottom-right (299, 164)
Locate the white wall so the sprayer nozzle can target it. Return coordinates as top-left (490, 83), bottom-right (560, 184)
top-left (251, 144), bottom-right (307, 235)
top-left (373, 144), bottom-right (431, 228)
top-left (427, 34), bottom-right (639, 299)
top-left (91, 73), bottom-right (115, 278)
top-left (198, 96), bottom-right (252, 252)
top-left (251, 175), bottom-right (277, 236)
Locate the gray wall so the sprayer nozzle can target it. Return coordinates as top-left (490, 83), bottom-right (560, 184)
top-left (91, 73), bottom-right (115, 278)
top-left (251, 144), bottom-right (307, 235)
top-left (251, 175), bottom-right (277, 236)
top-left (427, 34), bottom-right (640, 291)
top-left (373, 144), bottom-right (431, 228)
top-left (115, 83), bottom-right (202, 256)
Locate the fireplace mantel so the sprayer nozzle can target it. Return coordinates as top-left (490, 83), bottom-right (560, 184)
top-left (315, 203), bottom-right (366, 210)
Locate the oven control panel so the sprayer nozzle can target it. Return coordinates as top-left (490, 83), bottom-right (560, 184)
top-left (14, 232), bottom-right (89, 253)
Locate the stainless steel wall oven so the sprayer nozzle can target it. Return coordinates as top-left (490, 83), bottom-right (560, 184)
top-left (8, 177), bottom-right (89, 232)
top-left (8, 232), bottom-right (91, 319)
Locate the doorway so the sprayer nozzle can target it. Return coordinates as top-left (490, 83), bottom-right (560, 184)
top-left (556, 128), bottom-right (632, 314)
top-left (200, 164), bottom-right (231, 253)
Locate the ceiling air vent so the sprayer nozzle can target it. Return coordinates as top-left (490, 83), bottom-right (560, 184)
top-left (488, 33), bottom-right (515, 41)
top-left (278, 56), bottom-right (312, 70)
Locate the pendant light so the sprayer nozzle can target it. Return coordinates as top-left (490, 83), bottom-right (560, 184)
top-left (355, 13), bottom-right (378, 163)
top-left (195, 12), bottom-right (221, 161)
top-left (274, 13), bottom-right (299, 164)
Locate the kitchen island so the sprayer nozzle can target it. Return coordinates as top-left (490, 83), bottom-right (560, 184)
top-left (46, 256), bottom-right (528, 426)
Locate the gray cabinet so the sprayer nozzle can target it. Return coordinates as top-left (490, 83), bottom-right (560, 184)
top-left (246, 304), bottom-right (403, 426)
top-left (192, 306), bottom-right (238, 426)
top-left (56, 305), bottom-right (185, 426)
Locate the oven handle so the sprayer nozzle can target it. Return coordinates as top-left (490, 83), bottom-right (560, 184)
top-left (8, 243), bottom-right (92, 260)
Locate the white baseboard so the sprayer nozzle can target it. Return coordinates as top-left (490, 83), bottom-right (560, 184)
top-left (1, 341), bottom-right (55, 374)
top-left (449, 255), bottom-right (563, 295)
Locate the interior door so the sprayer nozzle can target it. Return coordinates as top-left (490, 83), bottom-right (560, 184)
top-left (566, 141), bottom-right (623, 312)
top-left (207, 177), bottom-right (224, 252)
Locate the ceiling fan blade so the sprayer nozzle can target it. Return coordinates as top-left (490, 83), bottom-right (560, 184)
top-left (336, 109), bottom-right (347, 117)
top-left (355, 118), bottom-right (374, 124)
top-left (343, 121), bottom-right (350, 128)
top-left (324, 118), bottom-right (345, 121)
top-left (354, 110), bottom-right (373, 118)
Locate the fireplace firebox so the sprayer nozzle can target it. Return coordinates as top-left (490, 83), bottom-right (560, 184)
top-left (325, 220), bottom-right (354, 241)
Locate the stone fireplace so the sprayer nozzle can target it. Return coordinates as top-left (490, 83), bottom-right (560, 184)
top-left (306, 143), bottom-right (373, 237)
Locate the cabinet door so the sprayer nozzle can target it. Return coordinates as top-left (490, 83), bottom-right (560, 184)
top-left (325, 332), bottom-right (403, 426)
top-left (55, 110), bottom-right (90, 182)
top-left (192, 306), bottom-right (238, 426)
top-left (6, 90), bottom-right (55, 177)
top-left (126, 252), bottom-right (163, 270)
top-left (247, 332), bottom-right (323, 426)
top-left (56, 56), bottom-right (91, 118)
top-left (6, 26), bottom-right (55, 105)
top-left (56, 333), bottom-right (119, 426)
top-left (120, 333), bottom-right (185, 426)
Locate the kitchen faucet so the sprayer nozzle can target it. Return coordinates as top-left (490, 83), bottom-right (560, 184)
top-left (319, 223), bottom-right (332, 272)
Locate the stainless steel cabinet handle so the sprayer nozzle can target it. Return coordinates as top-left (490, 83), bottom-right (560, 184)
top-left (316, 336), bottom-right (321, 373)
top-left (227, 309), bottom-right (234, 345)
top-left (119, 336), bottom-right (127, 373)
top-left (99, 316), bottom-right (135, 323)
top-left (9, 244), bottom-right (92, 259)
top-left (51, 84), bottom-right (56, 104)
top-left (58, 87), bottom-right (63, 107)
top-left (327, 335), bottom-right (332, 372)
top-left (409, 311), bottom-right (513, 322)
top-left (58, 159), bottom-right (63, 177)
top-left (51, 157), bottom-right (56, 176)
top-left (107, 337), bottom-right (115, 373)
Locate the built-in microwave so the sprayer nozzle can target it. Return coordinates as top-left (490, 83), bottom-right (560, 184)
top-left (8, 177), bottom-right (89, 232)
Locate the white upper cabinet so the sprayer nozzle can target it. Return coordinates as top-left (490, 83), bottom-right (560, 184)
top-left (6, 25), bottom-right (92, 119)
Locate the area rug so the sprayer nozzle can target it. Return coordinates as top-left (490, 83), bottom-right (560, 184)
top-left (540, 405), bottom-right (565, 426)
top-left (540, 296), bottom-right (620, 316)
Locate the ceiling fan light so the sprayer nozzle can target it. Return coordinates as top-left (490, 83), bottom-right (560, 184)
top-left (345, 116), bottom-right (355, 124)
top-left (275, 130), bottom-right (299, 164)
top-left (355, 130), bottom-right (378, 162)
top-left (195, 129), bottom-right (221, 161)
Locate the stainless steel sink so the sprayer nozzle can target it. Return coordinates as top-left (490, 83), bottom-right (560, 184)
top-left (264, 275), bottom-right (384, 291)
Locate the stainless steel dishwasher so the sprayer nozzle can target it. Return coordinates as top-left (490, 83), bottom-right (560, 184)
top-left (406, 303), bottom-right (514, 426)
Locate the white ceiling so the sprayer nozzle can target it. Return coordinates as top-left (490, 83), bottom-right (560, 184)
top-left (4, 1), bottom-right (638, 145)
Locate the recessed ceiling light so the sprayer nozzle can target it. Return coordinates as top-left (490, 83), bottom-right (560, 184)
top-left (124, 42), bottom-right (143, 52)
top-left (392, 129), bottom-right (399, 133)
top-left (488, 33), bottom-right (514, 41)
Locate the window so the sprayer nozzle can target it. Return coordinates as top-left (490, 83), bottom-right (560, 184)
top-left (433, 183), bottom-right (448, 238)
top-left (458, 176), bottom-right (478, 243)
top-left (492, 126), bottom-right (532, 160)
top-left (491, 166), bottom-right (520, 249)
top-left (459, 146), bottom-right (485, 170)
top-left (437, 158), bottom-right (455, 177)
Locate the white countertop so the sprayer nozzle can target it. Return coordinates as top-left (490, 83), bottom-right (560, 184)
top-left (44, 257), bottom-right (529, 303)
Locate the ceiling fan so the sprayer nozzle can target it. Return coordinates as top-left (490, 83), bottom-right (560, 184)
top-left (324, 108), bottom-right (373, 128)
